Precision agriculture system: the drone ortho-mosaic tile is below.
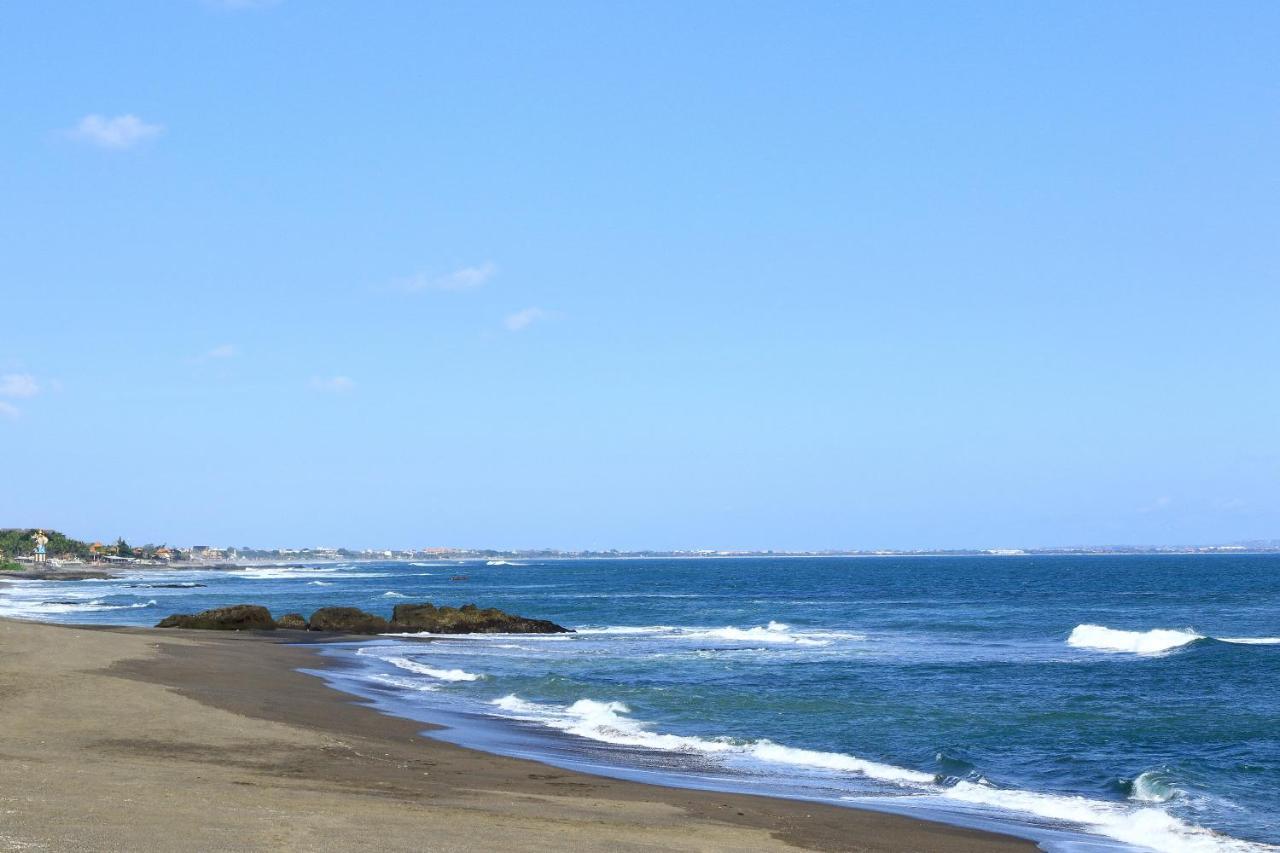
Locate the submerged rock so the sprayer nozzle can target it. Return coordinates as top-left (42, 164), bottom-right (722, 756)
top-left (308, 607), bottom-right (389, 634)
top-left (156, 604), bottom-right (276, 631)
top-left (390, 602), bottom-right (570, 634)
top-left (276, 612), bottom-right (309, 630)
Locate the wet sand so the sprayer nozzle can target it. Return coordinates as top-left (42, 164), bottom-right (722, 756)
top-left (0, 618), bottom-right (1035, 852)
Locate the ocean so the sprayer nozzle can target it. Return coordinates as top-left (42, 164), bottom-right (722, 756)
top-left (2, 554), bottom-right (1277, 852)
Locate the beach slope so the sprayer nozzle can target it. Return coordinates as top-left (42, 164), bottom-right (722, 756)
top-left (0, 619), bottom-right (1033, 852)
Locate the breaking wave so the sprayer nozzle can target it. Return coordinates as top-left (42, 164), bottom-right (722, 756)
top-left (239, 567), bottom-right (390, 580)
top-left (485, 694), bottom-right (1263, 852)
top-left (489, 695), bottom-right (932, 785)
top-left (1068, 624), bottom-right (1203, 654)
top-left (0, 598), bottom-right (158, 618)
top-left (1130, 770), bottom-right (1180, 804)
top-left (574, 621), bottom-right (865, 646)
top-left (383, 656), bottom-right (482, 682)
top-left (938, 780), bottom-right (1267, 853)
top-left (1068, 625), bottom-right (1280, 655)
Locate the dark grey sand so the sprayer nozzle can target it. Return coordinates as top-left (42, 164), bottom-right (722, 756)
top-left (0, 618), bottom-right (1035, 852)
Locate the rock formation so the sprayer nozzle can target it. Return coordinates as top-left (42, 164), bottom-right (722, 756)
top-left (390, 602), bottom-right (570, 634)
top-left (156, 604), bottom-right (276, 630)
top-left (276, 612), bottom-right (309, 630)
top-left (307, 607), bottom-right (390, 634)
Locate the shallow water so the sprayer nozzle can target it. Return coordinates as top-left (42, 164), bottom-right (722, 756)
top-left (5, 554), bottom-right (1278, 852)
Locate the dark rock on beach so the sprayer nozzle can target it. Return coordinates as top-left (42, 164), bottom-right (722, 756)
top-left (276, 613), bottom-right (309, 630)
top-left (154, 602), bottom-right (568, 635)
top-left (307, 607), bottom-right (389, 634)
top-left (390, 602), bottom-right (571, 634)
top-left (156, 604), bottom-right (276, 631)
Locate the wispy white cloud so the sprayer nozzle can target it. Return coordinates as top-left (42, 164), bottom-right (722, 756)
top-left (70, 114), bottom-right (163, 149)
top-left (0, 373), bottom-right (39, 419)
top-left (393, 262), bottom-right (497, 293)
top-left (205, 0), bottom-right (281, 8)
top-left (203, 344), bottom-right (239, 360)
top-left (310, 376), bottom-right (355, 393)
top-left (1138, 496), bottom-right (1173, 514)
top-left (503, 307), bottom-right (548, 332)
top-left (0, 373), bottom-right (39, 398)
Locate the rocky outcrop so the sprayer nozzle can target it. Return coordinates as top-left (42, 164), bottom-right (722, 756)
top-left (276, 613), bottom-right (309, 630)
top-left (154, 602), bottom-right (567, 635)
top-left (390, 602), bottom-right (570, 634)
top-left (156, 604), bottom-right (276, 631)
top-left (307, 607), bottom-right (389, 634)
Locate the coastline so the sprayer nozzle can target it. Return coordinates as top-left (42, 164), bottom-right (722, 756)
top-left (0, 617), bottom-right (1035, 852)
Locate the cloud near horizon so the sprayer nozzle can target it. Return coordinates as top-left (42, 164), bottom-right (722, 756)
top-left (70, 114), bottom-right (163, 149)
top-left (310, 375), bottom-right (355, 393)
top-left (393, 262), bottom-right (497, 293)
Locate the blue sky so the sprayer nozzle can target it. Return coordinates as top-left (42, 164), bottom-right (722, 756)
top-left (2, 1), bottom-right (1277, 550)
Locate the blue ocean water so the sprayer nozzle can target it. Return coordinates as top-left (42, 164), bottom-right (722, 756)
top-left (3, 555), bottom-right (1277, 852)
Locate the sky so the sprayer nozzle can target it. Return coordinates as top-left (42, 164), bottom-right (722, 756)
top-left (2, 1), bottom-right (1278, 551)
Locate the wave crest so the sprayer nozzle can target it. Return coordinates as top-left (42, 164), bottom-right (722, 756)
top-left (1067, 624), bottom-right (1202, 655)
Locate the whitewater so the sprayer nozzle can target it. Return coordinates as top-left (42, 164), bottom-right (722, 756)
top-left (3, 554), bottom-right (1278, 852)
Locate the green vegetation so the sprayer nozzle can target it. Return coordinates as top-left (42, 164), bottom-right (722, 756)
top-left (0, 528), bottom-right (94, 561)
top-left (0, 529), bottom-right (175, 565)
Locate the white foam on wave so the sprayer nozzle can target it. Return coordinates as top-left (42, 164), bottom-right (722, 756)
top-left (0, 598), bottom-right (158, 617)
top-left (382, 591), bottom-right (408, 598)
top-left (488, 694), bottom-right (1266, 852)
top-left (1130, 770), bottom-right (1180, 804)
top-left (937, 780), bottom-right (1267, 853)
top-left (1068, 625), bottom-right (1280, 655)
top-left (368, 673), bottom-right (439, 692)
top-left (384, 656), bottom-right (482, 682)
top-left (574, 621), bottom-right (865, 647)
top-left (1068, 625), bottom-right (1203, 655)
top-left (240, 567), bottom-right (390, 579)
top-left (485, 560), bottom-right (522, 566)
top-left (488, 695), bottom-right (931, 784)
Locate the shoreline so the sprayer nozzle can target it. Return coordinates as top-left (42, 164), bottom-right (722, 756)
top-left (0, 616), bottom-right (1036, 852)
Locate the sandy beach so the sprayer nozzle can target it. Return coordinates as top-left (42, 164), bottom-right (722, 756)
top-left (0, 617), bottom-right (1034, 852)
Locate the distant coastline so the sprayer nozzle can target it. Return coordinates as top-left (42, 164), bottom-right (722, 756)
top-left (5, 525), bottom-right (1279, 573)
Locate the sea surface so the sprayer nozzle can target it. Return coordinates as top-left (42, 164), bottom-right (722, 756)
top-left (3, 555), bottom-right (1278, 852)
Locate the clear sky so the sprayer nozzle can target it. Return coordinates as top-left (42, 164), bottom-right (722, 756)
top-left (2, 1), bottom-right (1277, 550)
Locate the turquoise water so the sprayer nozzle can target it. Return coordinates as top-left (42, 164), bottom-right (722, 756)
top-left (4, 555), bottom-right (1278, 851)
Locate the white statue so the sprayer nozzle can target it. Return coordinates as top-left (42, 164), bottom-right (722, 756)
top-left (32, 530), bottom-right (49, 563)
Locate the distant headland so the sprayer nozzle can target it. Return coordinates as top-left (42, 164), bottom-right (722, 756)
top-left (3, 527), bottom-right (1278, 572)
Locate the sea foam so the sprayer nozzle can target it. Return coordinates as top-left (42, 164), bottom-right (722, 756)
top-left (488, 694), bottom-right (931, 783)
top-left (1068, 625), bottom-right (1203, 655)
top-left (487, 693), bottom-right (1267, 852)
top-left (1068, 625), bottom-right (1280, 655)
top-left (938, 780), bottom-right (1266, 853)
top-left (384, 656), bottom-right (482, 682)
top-left (574, 621), bottom-right (865, 647)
